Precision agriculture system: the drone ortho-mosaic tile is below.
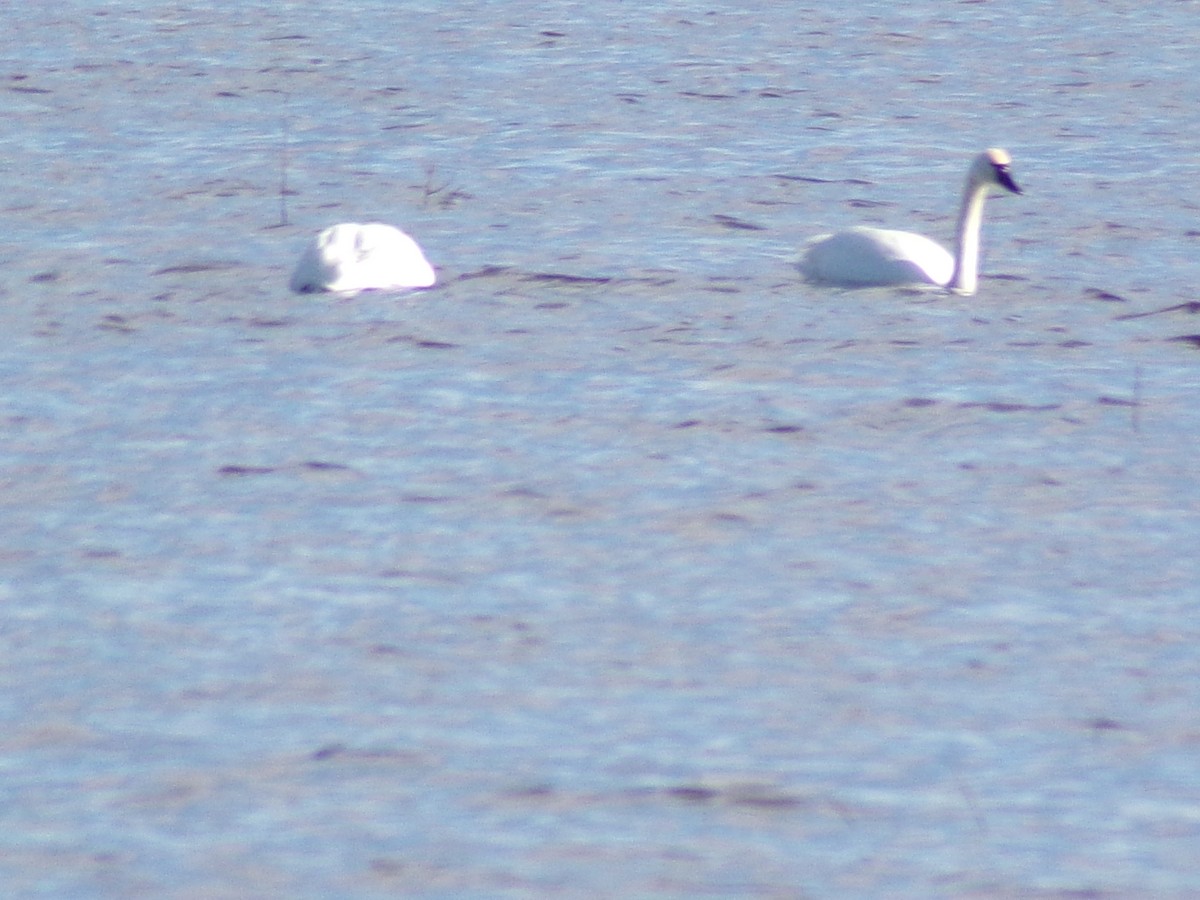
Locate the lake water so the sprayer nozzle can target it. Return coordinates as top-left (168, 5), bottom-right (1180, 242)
top-left (3, 1), bottom-right (1200, 896)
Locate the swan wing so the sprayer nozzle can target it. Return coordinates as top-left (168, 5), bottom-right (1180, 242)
top-left (800, 227), bottom-right (953, 288)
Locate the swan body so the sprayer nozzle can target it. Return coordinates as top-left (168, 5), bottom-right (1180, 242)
top-left (799, 149), bottom-right (1021, 295)
top-left (289, 222), bottom-right (436, 294)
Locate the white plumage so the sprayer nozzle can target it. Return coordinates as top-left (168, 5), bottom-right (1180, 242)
top-left (289, 222), bottom-right (436, 294)
top-left (799, 149), bottom-right (1021, 295)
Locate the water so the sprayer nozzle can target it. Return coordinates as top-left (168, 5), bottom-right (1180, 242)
top-left (3, 1), bottom-right (1200, 896)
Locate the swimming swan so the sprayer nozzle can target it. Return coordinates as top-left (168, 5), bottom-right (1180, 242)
top-left (799, 149), bottom-right (1021, 295)
top-left (289, 222), bottom-right (436, 294)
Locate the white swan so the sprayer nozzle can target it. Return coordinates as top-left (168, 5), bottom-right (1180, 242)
top-left (289, 222), bottom-right (436, 294)
top-left (799, 149), bottom-right (1021, 295)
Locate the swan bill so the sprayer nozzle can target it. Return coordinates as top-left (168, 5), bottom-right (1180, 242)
top-left (984, 148), bottom-right (1021, 195)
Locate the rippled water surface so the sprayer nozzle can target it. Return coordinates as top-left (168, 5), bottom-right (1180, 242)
top-left (3, 1), bottom-right (1200, 896)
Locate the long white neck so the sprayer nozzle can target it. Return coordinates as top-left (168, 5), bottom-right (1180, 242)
top-left (948, 182), bottom-right (990, 295)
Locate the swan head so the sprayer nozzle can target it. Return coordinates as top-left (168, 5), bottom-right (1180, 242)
top-left (973, 148), bottom-right (1021, 196)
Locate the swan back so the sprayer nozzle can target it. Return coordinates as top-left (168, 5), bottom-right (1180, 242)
top-left (290, 222), bottom-right (436, 294)
top-left (800, 226), bottom-right (953, 288)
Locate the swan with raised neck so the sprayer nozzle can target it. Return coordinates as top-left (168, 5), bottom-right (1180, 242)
top-left (799, 149), bottom-right (1021, 295)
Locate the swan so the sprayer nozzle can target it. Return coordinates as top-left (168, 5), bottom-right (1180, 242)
top-left (289, 222), bottom-right (436, 294)
top-left (799, 149), bottom-right (1021, 295)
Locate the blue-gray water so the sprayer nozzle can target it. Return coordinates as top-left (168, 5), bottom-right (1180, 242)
top-left (3, 2), bottom-right (1200, 896)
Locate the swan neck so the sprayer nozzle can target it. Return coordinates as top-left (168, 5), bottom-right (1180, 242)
top-left (949, 182), bottom-right (989, 295)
